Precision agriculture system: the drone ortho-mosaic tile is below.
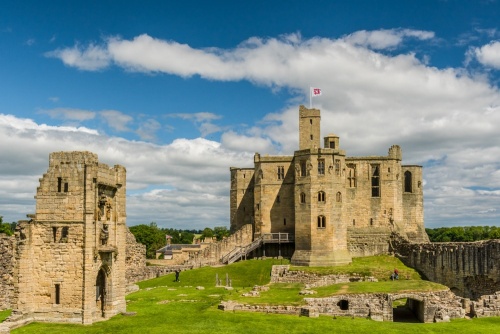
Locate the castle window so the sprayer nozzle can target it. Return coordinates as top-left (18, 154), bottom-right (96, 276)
top-left (256, 203), bottom-right (260, 211)
top-left (371, 165), bottom-right (380, 197)
top-left (300, 192), bottom-right (306, 203)
top-left (353, 219), bottom-right (355, 226)
top-left (318, 191), bottom-right (326, 202)
top-left (284, 218), bottom-right (286, 226)
top-left (347, 164), bottom-right (356, 187)
top-left (370, 218), bottom-right (374, 226)
top-left (335, 159), bottom-right (340, 175)
top-left (330, 141), bottom-right (335, 149)
top-left (310, 134), bottom-right (313, 140)
top-left (277, 166), bottom-right (285, 180)
top-left (57, 177), bottom-right (62, 192)
top-left (54, 284), bottom-right (61, 305)
top-left (64, 182), bottom-right (68, 192)
top-left (404, 171), bottom-right (412, 193)
top-left (318, 159), bottom-right (325, 175)
top-left (310, 119), bottom-right (312, 125)
top-left (52, 227), bottom-right (57, 242)
top-left (336, 192), bottom-right (342, 202)
top-left (317, 215), bottom-right (326, 228)
top-left (61, 227), bottom-right (69, 242)
top-left (300, 161), bottom-right (307, 177)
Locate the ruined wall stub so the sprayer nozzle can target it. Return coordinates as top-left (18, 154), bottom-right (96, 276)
top-left (12, 151), bottom-right (127, 325)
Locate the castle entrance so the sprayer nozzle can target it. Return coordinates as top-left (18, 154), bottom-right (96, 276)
top-left (96, 268), bottom-right (107, 317)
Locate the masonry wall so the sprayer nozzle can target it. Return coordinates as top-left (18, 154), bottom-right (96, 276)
top-left (393, 237), bottom-right (500, 299)
top-left (0, 234), bottom-right (14, 311)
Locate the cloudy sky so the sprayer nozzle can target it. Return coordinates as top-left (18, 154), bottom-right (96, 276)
top-left (1, 0), bottom-right (500, 229)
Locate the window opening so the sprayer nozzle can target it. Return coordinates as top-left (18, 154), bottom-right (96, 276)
top-left (61, 227), bottom-right (69, 242)
top-left (318, 159), bottom-right (325, 175)
top-left (336, 192), bottom-right (342, 202)
top-left (310, 134), bottom-right (313, 140)
top-left (64, 182), bottom-right (68, 192)
top-left (404, 171), bottom-right (412, 193)
top-left (57, 177), bottom-right (62, 192)
top-left (347, 164), bottom-right (356, 187)
top-left (353, 219), bottom-right (355, 226)
top-left (300, 192), bottom-right (306, 203)
top-left (335, 159), bottom-right (340, 175)
top-left (318, 191), bottom-right (325, 202)
top-left (52, 227), bottom-right (57, 242)
top-left (55, 284), bottom-right (61, 305)
top-left (300, 161), bottom-right (307, 177)
top-left (371, 165), bottom-right (380, 197)
top-left (330, 141), bottom-right (335, 149)
top-left (317, 216), bottom-right (326, 228)
top-left (277, 166), bottom-right (285, 180)
top-left (370, 218), bottom-right (374, 226)
top-left (283, 218), bottom-right (286, 226)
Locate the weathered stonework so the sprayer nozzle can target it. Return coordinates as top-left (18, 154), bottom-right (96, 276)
top-left (8, 151), bottom-right (127, 326)
top-left (0, 234), bottom-right (15, 310)
top-left (392, 235), bottom-right (500, 299)
top-left (230, 105), bottom-right (428, 267)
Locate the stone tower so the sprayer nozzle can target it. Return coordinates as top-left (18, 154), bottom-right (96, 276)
top-left (12, 151), bottom-right (127, 325)
top-left (291, 106), bottom-right (352, 266)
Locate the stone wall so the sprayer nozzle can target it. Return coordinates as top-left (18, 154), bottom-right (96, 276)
top-left (0, 234), bottom-right (14, 310)
top-left (392, 235), bottom-right (500, 299)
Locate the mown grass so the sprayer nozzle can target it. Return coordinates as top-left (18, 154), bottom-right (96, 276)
top-left (9, 256), bottom-right (500, 333)
top-left (0, 309), bottom-right (12, 322)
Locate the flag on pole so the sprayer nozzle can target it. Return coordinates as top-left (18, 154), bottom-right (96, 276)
top-left (311, 88), bottom-right (322, 96)
top-left (309, 87), bottom-right (322, 107)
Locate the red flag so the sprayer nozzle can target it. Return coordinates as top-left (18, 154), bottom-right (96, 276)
top-left (311, 88), bottom-right (322, 96)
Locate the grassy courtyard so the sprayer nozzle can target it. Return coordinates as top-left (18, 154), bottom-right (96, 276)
top-left (5, 256), bottom-right (500, 333)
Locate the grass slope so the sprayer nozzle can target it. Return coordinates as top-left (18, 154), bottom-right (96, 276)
top-left (10, 256), bottom-right (500, 334)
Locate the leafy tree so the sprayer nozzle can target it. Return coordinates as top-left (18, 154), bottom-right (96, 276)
top-left (201, 227), bottom-right (214, 241)
top-left (426, 226), bottom-right (500, 242)
top-left (0, 216), bottom-right (14, 236)
top-left (213, 226), bottom-right (230, 241)
top-left (129, 222), bottom-right (166, 258)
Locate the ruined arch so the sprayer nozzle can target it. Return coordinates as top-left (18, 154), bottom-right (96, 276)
top-left (390, 294), bottom-right (425, 323)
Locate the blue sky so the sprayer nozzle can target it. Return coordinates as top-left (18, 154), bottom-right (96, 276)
top-left (1, 0), bottom-right (500, 229)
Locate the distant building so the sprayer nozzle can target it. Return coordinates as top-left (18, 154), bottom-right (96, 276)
top-left (230, 105), bottom-right (428, 266)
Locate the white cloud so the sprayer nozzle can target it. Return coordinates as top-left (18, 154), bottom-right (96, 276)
top-left (470, 41), bottom-right (500, 69)
top-left (19, 29), bottom-right (500, 228)
top-left (46, 43), bottom-right (111, 71)
top-left (100, 110), bottom-right (133, 132)
top-left (42, 108), bottom-right (96, 121)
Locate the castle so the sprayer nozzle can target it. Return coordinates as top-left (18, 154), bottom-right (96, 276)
top-left (230, 105), bottom-right (429, 266)
top-left (11, 152), bottom-right (127, 325)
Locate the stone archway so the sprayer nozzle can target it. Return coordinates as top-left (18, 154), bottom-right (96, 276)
top-left (96, 268), bottom-right (107, 317)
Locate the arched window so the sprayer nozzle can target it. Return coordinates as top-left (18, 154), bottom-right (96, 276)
top-left (336, 192), bottom-right (342, 202)
top-left (317, 215), bottom-right (326, 228)
top-left (404, 171), bottom-right (412, 193)
top-left (318, 191), bottom-right (326, 202)
top-left (300, 192), bottom-right (306, 203)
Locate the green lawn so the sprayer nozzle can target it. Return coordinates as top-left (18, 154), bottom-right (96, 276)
top-left (7, 256), bottom-right (500, 333)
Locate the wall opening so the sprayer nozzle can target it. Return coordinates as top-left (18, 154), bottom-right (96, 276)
top-left (54, 284), bottom-right (61, 305)
top-left (392, 298), bottom-right (424, 323)
top-left (337, 299), bottom-right (349, 310)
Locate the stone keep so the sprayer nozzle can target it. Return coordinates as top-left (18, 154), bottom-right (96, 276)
top-left (230, 105), bottom-right (428, 266)
top-left (13, 151), bottom-right (127, 324)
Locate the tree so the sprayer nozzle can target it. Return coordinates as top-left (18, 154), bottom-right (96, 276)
top-left (0, 216), bottom-right (14, 236)
top-left (213, 226), bottom-right (230, 241)
top-left (129, 222), bottom-right (166, 259)
top-left (201, 227), bottom-right (214, 241)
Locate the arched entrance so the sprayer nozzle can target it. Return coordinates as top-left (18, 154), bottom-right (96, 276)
top-left (96, 268), bottom-right (107, 317)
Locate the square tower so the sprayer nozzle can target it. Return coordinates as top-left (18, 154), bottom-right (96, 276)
top-left (13, 151), bottom-right (127, 325)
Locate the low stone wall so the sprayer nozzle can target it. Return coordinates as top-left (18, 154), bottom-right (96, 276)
top-left (392, 235), bottom-right (500, 299)
top-left (472, 292), bottom-right (500, 317)
top-left (0, 234), bottom-right (14, 311)
top-left (270, 265), bottom-right (376, 288)
top-left (219, 289), bottom-right (465, 323)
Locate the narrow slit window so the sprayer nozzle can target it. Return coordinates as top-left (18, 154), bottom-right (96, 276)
top-left (55, 284), bottom-right (61, 305)
top-left (318, 159), bottom-right (325, 175)
top-left (371, 165), bottom-right (380, 197)
top-left (404, 171), bottom-right (412, 193)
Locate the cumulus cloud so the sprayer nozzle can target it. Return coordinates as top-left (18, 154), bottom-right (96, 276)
top-left (46, 43), bottom-right (111, 71)
top-left (0, 114), bottom-right (253, 229)
top-left (170, 112), bottom-right (223, 137)
top-left (41, 108), bottom-right (96, 121)
top-left (100, 110), bottom-right (133, 132)
top-left (469, 41), bottom-right (500, 69)
top-left (15, 29), bottom-right (500, 228)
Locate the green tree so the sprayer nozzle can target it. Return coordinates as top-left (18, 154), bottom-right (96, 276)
top-left (213, 226), bottom-right (230, 241)
top-left (129, 222), bottom-right (166, 258)
top-left (0, 216), bottom-right (14, 236)
top-left (201, 227), bottom-right (214, 241)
